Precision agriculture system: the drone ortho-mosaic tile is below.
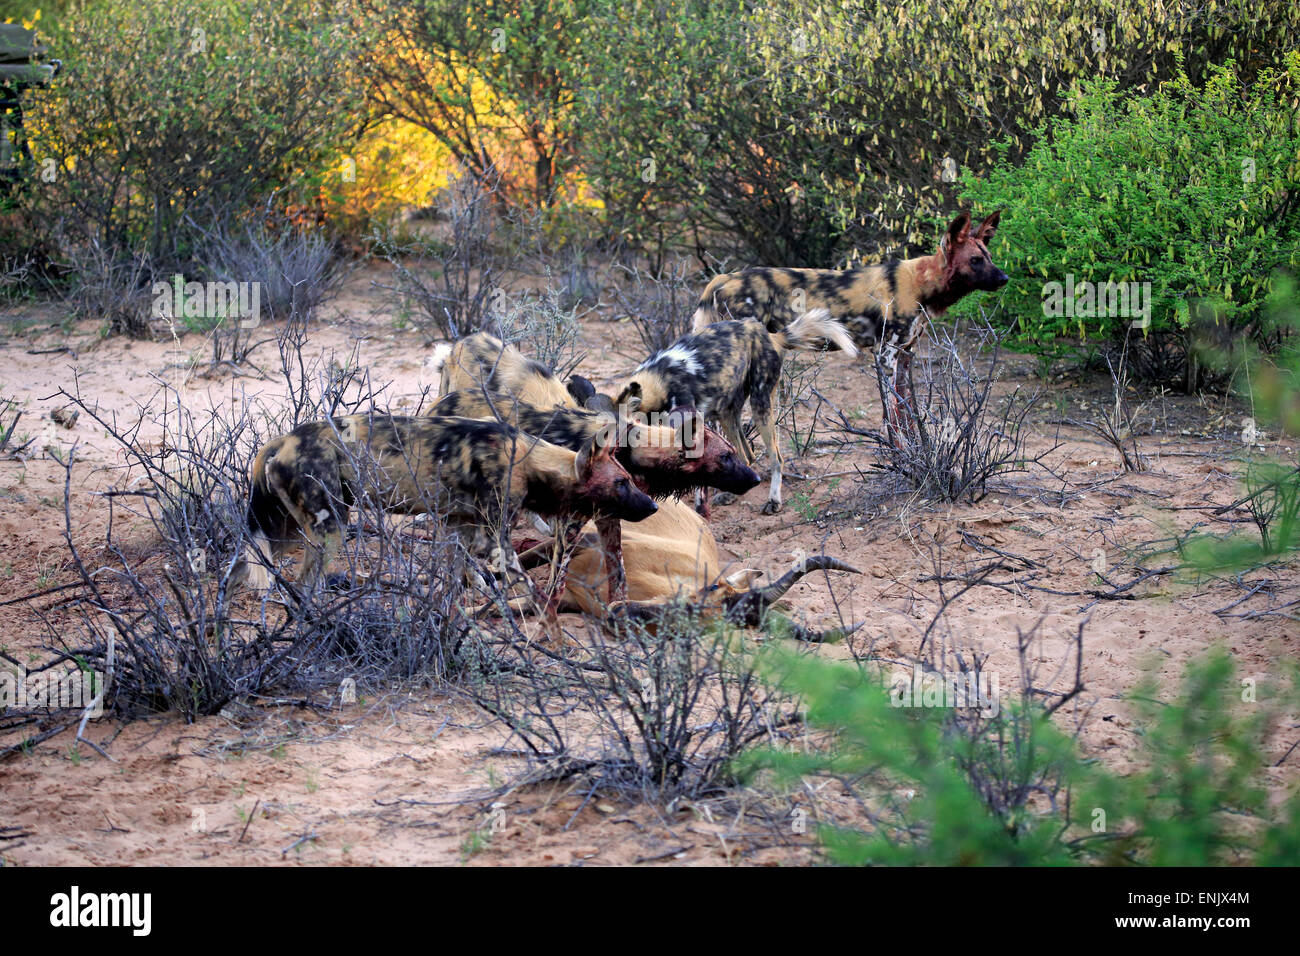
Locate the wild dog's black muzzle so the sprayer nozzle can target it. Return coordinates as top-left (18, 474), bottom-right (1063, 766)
top-left (982, 268), bottom-right (1009, 290)
top-left (717, 456), bottom-right (762, 494)
top-left (623, 494), bottom-right (658, 521)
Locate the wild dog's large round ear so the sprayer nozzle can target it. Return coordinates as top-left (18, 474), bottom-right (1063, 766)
top-left (616, 381), bottom-right (643, 414)
top-left (567, 375), bottom-right (597, 406)
top-left (575, 422), bottom-right (617, 476)
top-left (975, 209), bottom-right (1001, 242)
top-left (947, 210), bottom-right (972, 248)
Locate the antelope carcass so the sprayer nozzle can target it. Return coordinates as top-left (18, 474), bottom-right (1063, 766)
top-left (547, 498), bottom-right (860, 642)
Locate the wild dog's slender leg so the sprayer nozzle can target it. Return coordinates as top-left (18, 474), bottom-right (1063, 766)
top-left (233, 530), bottom-right (280, 592)
top-left (751, 397), bottom-right (784, 515)
top-left (733, 423), bottom-right (757, 465)
top-left (723, 409), bottom-right (752, 464)
top-left (537, 516), bottom-right (587, 627)
top-left (269, 487), bottom-right (343, 592)
top-left (880, 345), bottom-right (908, 450)
top-left (595, 515), bottom-right (626, 603)
top-left (694, 488), bottom-right (712, 519)
top-left (265, 452), bottom-right (345, 593)
top-left (705, 409), bottom-right (751, 513)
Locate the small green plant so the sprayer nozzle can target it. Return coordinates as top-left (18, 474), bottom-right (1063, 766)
top-left (459, 828), bottom-right (490, 862)
top-left (1185, 277), bottom-right (1300, 569)
top-left (741, 644), bottom-right (1300, 865)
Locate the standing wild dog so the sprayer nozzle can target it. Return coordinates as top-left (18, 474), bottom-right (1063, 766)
top-left (432, 389), bottom-right (762, 601)
top-left (691, 210), bottom-right (1007, 440)
top-left (613, 309), bottom-right (858, 514)
top-left (438, 331), bottom-right (580, 408)
top-left (230, 414), bottom-right (657, 610)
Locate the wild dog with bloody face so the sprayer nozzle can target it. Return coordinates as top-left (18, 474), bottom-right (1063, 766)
top-left (231, 414), bottom-right (656, 610)
top-left (431, 389), bottom-right (761, 601)
top-left (690, 210), bottom-right (1007, 441)
top-left (612, 309), bottom-right (857, 514)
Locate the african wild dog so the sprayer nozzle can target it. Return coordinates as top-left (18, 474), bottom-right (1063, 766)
top-left (438, 331), bottom-right (579, 408)
top-left (613, 309), bottom-right (858, 514)
top-left (432, 388), bottom-right (761, 601)
top-left (230, 414), bottom-right (657, 608)
top-left (690, 210), bottom-right (1007, 441)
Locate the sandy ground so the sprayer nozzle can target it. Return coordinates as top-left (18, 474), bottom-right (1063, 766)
top-left (1, 265), bottom-right (1296, 865)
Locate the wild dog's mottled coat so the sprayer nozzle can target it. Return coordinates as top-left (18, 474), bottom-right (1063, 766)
top-left (438, 331), bottom-right (577, 408)
top-left (431, 389), bottom-right (760, 501)
top-left (690, 211), bottom-right (1007, 437)
top-left (614, 309), bottom-right (857, 514)
top-left (432, 389), bottom-right (761, 601)
top-left (232, 414), bottom-right (656, 593)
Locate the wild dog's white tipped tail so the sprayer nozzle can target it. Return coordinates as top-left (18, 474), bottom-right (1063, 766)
top-left (778, 308), bottom-right (859, 357)
top-left (426, 343), bottom-right (454, 394)
top-left (233, 532), bottom-right (274, 592)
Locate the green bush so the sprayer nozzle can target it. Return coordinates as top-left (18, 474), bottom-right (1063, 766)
top-left (360, 1), bottom-right (1300, 265)
top-left (741, 0), bottom-right (1300, 263)
top-left (741, 645), bottom-right (1300, 865)
top-left (959, 58), bottom-right (1300, 382)
top-left (23, 0), bottom-right (362, 268)
top-left (1184, 277), bottom-right (1300, 569)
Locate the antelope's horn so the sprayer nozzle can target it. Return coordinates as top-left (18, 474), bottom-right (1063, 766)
top-left (753, 555), bottom-right (861, 606)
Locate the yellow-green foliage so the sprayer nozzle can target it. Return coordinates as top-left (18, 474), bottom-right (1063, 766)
top-left (326, 118), bottom-right (454, 235)
top-left (24, 0), bottom-right (363, 261)
top-left (360, 0), bottom-right (592, 210)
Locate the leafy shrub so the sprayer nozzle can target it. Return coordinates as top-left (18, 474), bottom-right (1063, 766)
top-left (24, 0), bottom-right (361, 269)
top-left (743, 644), bottom-right (1300, 865)
top-left (324, 117), bottom-right (455, 238)
top-left (358, 0), bottom-right (586, 210)
top-left (959, 59), bottom-right (1300, 385)
top-left (742, 1), bottom-right (1300, 262)
top-left (358, 1), bottom-right (1300, 265)
top-left (1184, 277), bottom-right (1300, 569)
